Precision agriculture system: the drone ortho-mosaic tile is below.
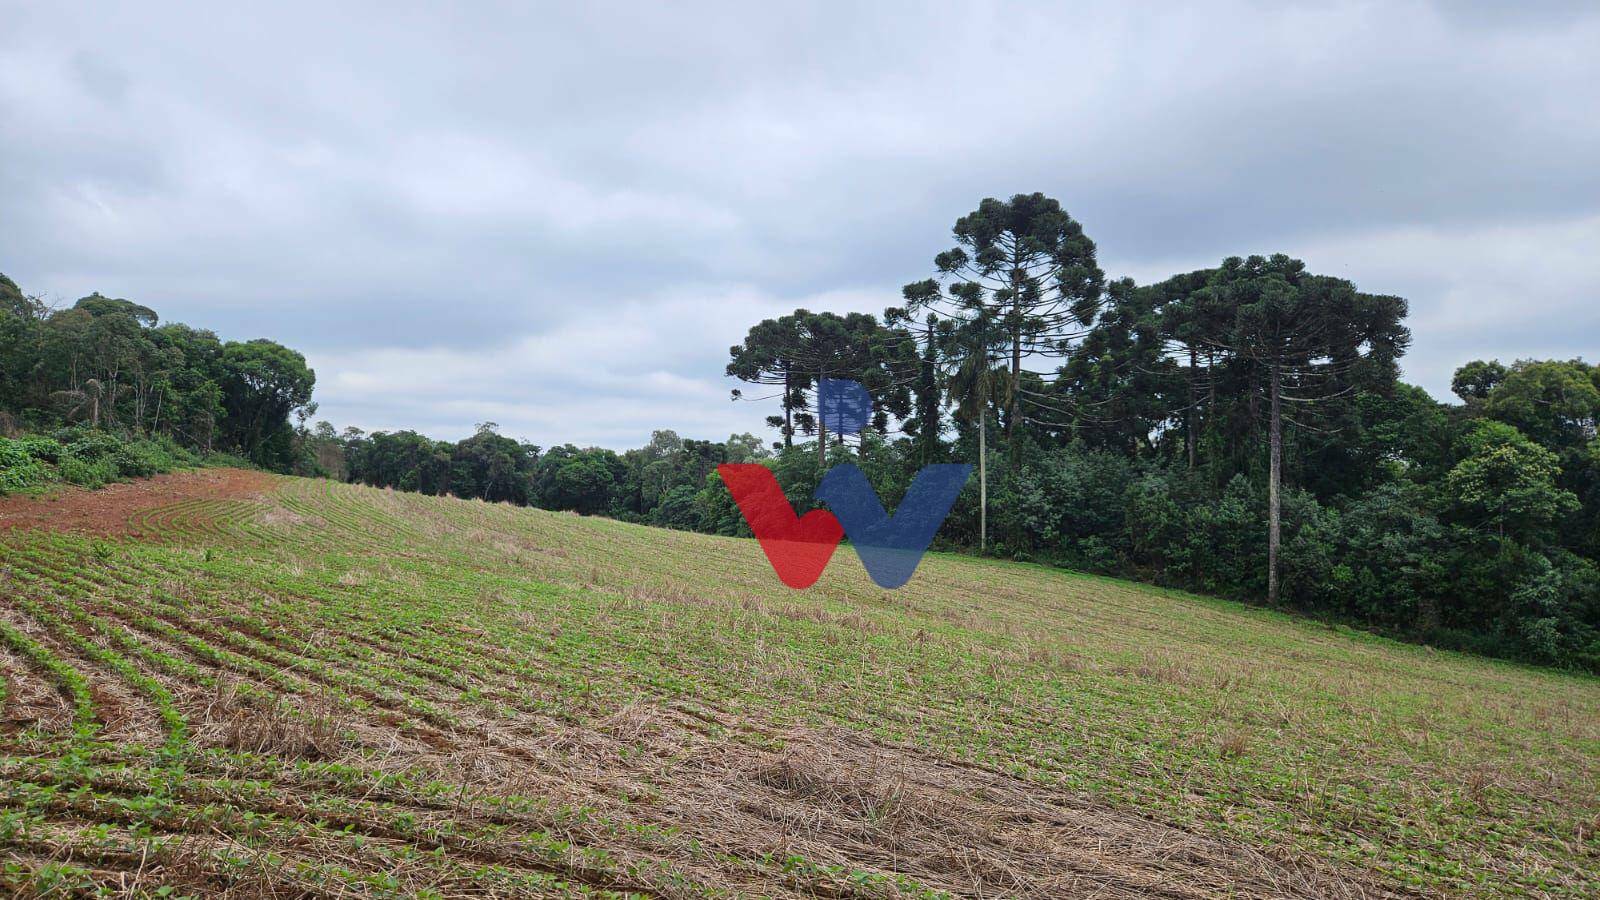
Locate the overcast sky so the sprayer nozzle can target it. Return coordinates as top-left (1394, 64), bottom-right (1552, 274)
top-left (3, 1), bottom-right (1597, 449)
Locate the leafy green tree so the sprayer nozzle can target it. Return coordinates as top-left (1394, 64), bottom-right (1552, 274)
top-left (347, 430), bottom-right (452, 494)
top-left (1344, 383), bottom-right (1456, 486)
top-left (1122, 470), bottom-right (1194, 574)
top-left (147, 324), bottom-right (226, 451)
top-left (1182, 474), bottom-right (1267, 598)
top-left (694, 466), bottom-right (751, 537)
top-left (902, 193), bottom-right (1104, 452)
top-left (1444, 421), bottom-right (1579, 544)
top-left (547, 448), bottom-right (624, 515)
top-left (1452, 359), bottom-right (1508, 403)
top-left (219, 340), bottom-right (316, 468)
top-left (650, 484), bottom-right (704, 531)
top-left (0, 274), bottom-right (45, 415)
top-left (986, 443), bottom-right (1131, 566)
top-left (451, 423), bottom-right (537, 504)
top-left (47, 295), bottom-right (159, 431)
top-left (1322, 482), bottom-right (1448, 629)
top-left (0, 272), bottom-right (324, 473)
top-left (1506, 550), bottom-right (1600, 668)
top-left (1169, 254), bottom-right (1409, 604)
top-left (723, 432), bottom-right (768, 464)
top-left (1050, 277), bottom-right (1184, 457)
top-left (1482, 360), bottom-right (1599, 453)
top-left (0, 272), bottom-right (36, 319)
top-left (1477, 361), bottom-right (1600, 557)
top-left (879, 310), bottom-right (947, 467)
top-left (1143, 270), bottom-right (1219, 469)
top-left (727, 309), bottom-right (914, 468)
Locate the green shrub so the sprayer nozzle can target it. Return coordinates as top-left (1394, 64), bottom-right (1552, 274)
top-left (56, 453), bottom-right (118, 489)
top-left (118, 437), bottom-right (198, 477)
top-left (0, 438), bottom-right (50, 494)
top-left (61, 430), bottom-right (125, 463)
top-left (15, 436), bottom-right (64, 463)
top-left (111, 441), bottom-right (166, 478)
top-left (153, 434), bottom-right (199, 466)
top-left (17, 430), bottom-right (196, 487)
top-left (201, 450), bottom-right (254, 469)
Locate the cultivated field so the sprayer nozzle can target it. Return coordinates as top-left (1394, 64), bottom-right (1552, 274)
top-left (0, 471), bottom-right (1595, 898)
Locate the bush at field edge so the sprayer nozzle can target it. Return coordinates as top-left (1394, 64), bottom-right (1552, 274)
top-left (0, 429), bottom-right (203, 495)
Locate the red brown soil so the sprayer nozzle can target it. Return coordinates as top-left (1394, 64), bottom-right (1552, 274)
top-left (0, 468), bottom-right (275, 536)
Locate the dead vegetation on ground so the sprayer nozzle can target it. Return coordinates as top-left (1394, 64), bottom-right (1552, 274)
top-left (1, 470), bottom-right (1593, 897)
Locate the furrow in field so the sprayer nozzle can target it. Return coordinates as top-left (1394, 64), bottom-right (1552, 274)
top-left (3, 582), bottom-right (189, 751)
top-left (7, 548), bottom-right (483, 752)
top-left (0, 770), bottom-right (725, 899)
top-left (0, 812), bottom-right (634, 898)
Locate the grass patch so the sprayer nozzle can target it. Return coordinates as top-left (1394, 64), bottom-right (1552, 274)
top-left (0, 471), bottom-right (1595, 896)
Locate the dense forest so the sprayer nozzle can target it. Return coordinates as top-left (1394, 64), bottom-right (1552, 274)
top-left (0, 272), bottom-right (315, 471)
top-left (3, 193), bottom-right (1598, 671)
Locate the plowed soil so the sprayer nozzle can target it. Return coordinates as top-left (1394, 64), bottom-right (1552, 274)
top-left (0, 468), bottom-right (275, 535)
top-left (1, 472), bottom-right (1595, 897)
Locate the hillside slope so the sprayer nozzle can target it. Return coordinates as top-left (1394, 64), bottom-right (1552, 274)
top-left (0, 472), bottom-right (1595, 897)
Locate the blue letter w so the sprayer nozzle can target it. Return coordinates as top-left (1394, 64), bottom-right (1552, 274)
top-left (814, 463), bottom-right (971, 588)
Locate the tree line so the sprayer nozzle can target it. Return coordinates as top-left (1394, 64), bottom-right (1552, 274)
top-left (5, 192), bottom-right (1597, 671)
top-left (709, 194), bottom-right (1597, 670)
top-left (0, 272), bottom-right (315, 470)
top-left (306, 197), bottom-right (1598, 671)
top-left (305, 423), bottom-right (768, 530)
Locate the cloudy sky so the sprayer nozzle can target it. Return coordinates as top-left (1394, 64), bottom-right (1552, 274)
top-left (3, 1), bottom-right (1597, 448)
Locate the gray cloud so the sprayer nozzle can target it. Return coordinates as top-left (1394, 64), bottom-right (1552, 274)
top-left (2, 1), bottom-right (1597, 446)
